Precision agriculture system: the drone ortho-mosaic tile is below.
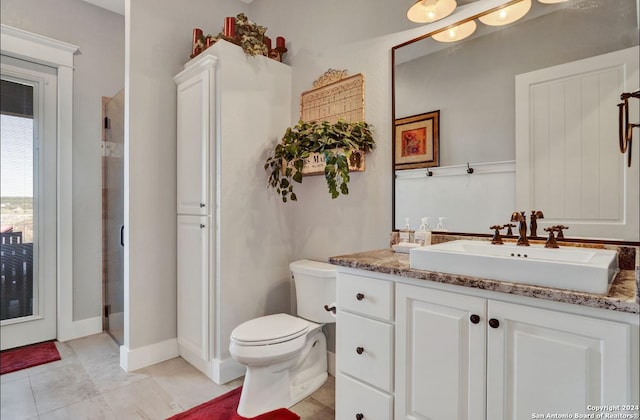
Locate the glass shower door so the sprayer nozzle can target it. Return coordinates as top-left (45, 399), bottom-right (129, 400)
top-left (102, 89), bottom-right (124, 345)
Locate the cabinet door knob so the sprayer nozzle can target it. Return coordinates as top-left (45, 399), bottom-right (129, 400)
top-left (356, 346), bottom-right (364, 355)
top-left (489, 318), bottom-right (500, 329)
top-left (470, 314), bottom-right (480, 324)
top-left (199, 203), bottom-right (205, 208)
top-left (356, 293), bottom-right (364, 301)
top-left (200, 224), bottom-right (206, 229)
top-left (356, 414), bottom-right (364, 420)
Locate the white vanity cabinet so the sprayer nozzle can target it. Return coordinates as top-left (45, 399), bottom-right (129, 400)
top-left (395, 283), bottom-right (635, 420)
top-left (334, 266), bottom-right (639, 420)
top-left (336, 273), bottom-right (395, 420)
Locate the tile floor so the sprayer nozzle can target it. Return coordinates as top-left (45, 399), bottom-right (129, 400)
top-left (1, 333), bottom-right (335, 419)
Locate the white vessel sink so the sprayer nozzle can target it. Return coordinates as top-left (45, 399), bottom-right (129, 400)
top-left (409, 240), bottom-right (619, 294)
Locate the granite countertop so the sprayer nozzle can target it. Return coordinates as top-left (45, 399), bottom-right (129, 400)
top-left (329, 249), bottom-right (639, 314)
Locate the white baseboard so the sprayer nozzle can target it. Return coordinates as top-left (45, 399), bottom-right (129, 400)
top-left (120, 338), bottom-right (179, 372)
top-left (327, 350), bottom-right (336, 377)
top-left (177, 342), bottom-right (245, 385)
top-left (57, 316), bottom-right (102, 342)
top-left (211, 357), bottom-right (245, 385)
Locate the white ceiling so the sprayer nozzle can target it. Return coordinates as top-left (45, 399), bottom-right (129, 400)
top-left (80, 0), bottom-right (124, 15)
top-left (79, 0), bottom-right (253, 16)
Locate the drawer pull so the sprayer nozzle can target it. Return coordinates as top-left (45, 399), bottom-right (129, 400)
top-left (356, 346), bottom-right (364, 355)
top-left (356, 414), bottom-right (364, 420)
top-left (470, 314), bottom-right (480, 324)
top-left (356, 293), bottom-right (365, 301)
top-left (489, 318), bottom-right (500, 329)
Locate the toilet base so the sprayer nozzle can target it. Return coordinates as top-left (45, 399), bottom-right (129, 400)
top-left (236, 329), bottom-right (328, 418)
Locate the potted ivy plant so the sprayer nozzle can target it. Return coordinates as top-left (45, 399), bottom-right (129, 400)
top-left (264, 119), bottom-right (375, 202)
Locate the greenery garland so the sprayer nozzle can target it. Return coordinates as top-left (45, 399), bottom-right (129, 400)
top-left (205, 13), bottom-right (268, 57)
top-left (264, 120), bottom-right (375, 202)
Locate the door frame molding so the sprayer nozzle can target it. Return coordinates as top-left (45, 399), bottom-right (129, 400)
top-left (1, 25), bottom-right (100, 342)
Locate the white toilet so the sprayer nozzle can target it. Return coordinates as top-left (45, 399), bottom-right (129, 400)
top-left (229, 260), bottom-right (336, 418)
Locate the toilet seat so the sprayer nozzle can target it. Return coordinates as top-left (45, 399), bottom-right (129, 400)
top-left (230, 313), bottom-right (312, 346)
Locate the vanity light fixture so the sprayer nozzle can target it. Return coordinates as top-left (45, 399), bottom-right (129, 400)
top-left (407, 0), bottom-right (457, 23)
top-left (432, 20), bottom-right (477, 42)
top-left (478, 0), bottom-right (532, 26)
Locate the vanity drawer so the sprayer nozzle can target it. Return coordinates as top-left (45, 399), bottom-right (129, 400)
top-left (336, 373), bottom-right (393, 420)
top-left (338, 272), bottom-right (394, 321)
top-left (337, 311), bottom-right (394, 392)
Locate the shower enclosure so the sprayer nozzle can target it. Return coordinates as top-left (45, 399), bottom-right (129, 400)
top-left (102, 89), bottom-right (124, 345)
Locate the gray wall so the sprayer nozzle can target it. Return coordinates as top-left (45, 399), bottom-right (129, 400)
top-left (1, 0), bottom-right (125, 321)
top-left (125, 0), bottom-right (247, 350)
top-left (249, 0), bottom-right (430, 353)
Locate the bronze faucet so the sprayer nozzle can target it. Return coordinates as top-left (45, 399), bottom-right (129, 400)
top-left (510, 211), bottom-right (529, 246)
top-left (530, 210), bottom-right (544, 237)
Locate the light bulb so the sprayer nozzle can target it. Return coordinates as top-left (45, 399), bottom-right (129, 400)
top-left (407, 0), bottom-right (457, 24)
top-left (432, 20), bottom-right (477, 42)
top-left (478, 0), bottom-right (532, 26)
top-left (426, 6), bottom-right (436, 20)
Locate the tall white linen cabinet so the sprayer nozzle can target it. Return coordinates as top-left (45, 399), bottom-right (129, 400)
top-left (174, 40), bottom-right (293, 384)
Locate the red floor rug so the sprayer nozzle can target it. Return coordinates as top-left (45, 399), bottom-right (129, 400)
top-left (0, 340), bottom-right (61, 375)
top-left (167, 386), bottom-right (299, 420)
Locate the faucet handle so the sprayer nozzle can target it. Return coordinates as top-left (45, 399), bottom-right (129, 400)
top-left (504, 223), bottom-right (516, 236)
top-left (553, 225), bottom-right (569, 239)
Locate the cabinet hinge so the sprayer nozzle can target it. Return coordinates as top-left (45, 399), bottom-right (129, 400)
top-left (104, 304), bottom-right (111, 318)
top-left (104, 116), bottom-right (111, 129)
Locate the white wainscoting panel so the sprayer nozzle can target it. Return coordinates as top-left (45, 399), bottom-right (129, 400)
top-left (395, 161), bottom-right (515, 233)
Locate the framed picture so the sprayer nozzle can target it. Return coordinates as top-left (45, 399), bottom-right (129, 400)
top-left (394, 110), bottom-right (440, 170)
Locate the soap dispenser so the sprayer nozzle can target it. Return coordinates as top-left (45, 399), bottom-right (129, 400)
top-left (399, 217), bottom-right (413, 244)
top-left (414, 217), bottom-right (432, 246)
top-left (436, 217), bottom-right (448, 232)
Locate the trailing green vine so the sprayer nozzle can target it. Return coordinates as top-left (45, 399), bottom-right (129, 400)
top-left (264, 120), bottom-right (375, 202)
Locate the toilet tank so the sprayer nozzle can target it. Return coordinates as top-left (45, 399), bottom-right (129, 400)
top-left (290, 260), bottom-right (336, 324)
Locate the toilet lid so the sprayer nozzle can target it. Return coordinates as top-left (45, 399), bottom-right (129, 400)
top-left (231, 313), bottom-right (310, 345)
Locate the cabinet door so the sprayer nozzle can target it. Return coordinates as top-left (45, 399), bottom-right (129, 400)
top-left (487, 300), bottom-right (631, 420)
top-left (176, 68), bottom-right (212, 215)
top-left (177, 215), bottom-right (209, 367)
top-left (395, 284), bottom-right (487, 420)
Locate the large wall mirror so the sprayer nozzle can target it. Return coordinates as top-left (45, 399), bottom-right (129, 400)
top-left (392, 0), bottom-right (639, 242)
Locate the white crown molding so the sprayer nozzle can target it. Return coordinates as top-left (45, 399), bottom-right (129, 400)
top-left (1, 24), bottom-right (79, 67)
